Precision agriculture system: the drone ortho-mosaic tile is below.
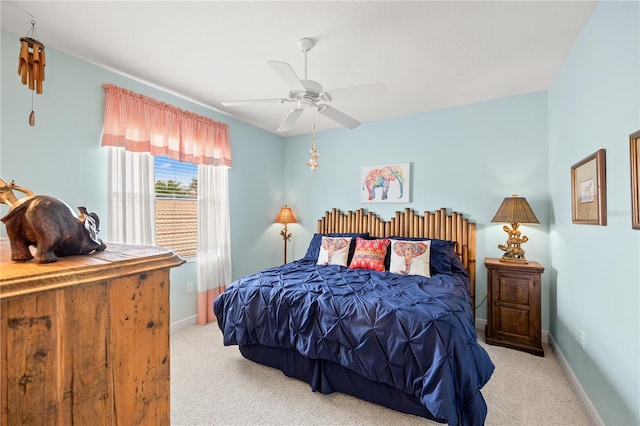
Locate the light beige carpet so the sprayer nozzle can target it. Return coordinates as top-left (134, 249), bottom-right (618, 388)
top-left (171, 323), bottom-right (589, 425)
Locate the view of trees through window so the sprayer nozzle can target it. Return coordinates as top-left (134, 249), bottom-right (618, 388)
top-left (155, 156), bottom-right (198, 197)
top-left (154, 156), bottom-right (198, 258)
top-left (155, 177), bottom-right (198, 197)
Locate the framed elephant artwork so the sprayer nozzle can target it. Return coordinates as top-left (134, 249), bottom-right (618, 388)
top-left (360, 163), bottom-right (411, 203)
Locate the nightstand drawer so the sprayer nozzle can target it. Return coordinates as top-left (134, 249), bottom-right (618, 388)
top-left (497, 273), bottom-right (531, 305)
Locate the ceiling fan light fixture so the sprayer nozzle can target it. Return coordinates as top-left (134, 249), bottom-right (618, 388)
top-left (298, 97), bottom-right (315, 109)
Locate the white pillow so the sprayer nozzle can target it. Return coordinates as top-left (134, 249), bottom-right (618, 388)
top-left (317, 236), bottom-right (352, 266)
top-left (389, 239), bottom-right (431, 277)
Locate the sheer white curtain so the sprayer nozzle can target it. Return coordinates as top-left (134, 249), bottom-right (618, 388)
top-left (107, 147), bottom-right (156, 245)
top-left (196, 165), bottom-right (231, 324)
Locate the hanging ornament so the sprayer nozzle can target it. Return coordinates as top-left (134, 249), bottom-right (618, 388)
top-left (307, 123), bottom-right (320, 171)
top-left (17, 19), bottom-right (46, 127)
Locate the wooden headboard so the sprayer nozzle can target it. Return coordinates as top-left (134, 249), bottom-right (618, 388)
top-left (317, 207), bottom-right (476, 317)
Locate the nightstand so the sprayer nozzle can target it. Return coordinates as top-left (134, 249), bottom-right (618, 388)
top-left (485, 257), bottom-right (544, 356)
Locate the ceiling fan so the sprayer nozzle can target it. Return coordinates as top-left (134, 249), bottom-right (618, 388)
top-left (221, 38), bottom-right (386, 132)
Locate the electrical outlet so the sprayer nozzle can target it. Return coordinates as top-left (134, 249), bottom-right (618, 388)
top-left (186, 282), bottom-right (193, 293)
top-left (580, 331), bottom-right (585, 350)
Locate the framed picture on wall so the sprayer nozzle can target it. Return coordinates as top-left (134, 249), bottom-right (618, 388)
top-left (360, 163), bottom-right (410, 203)
top-left (630, 131), bottom-right (640, 229)
top-left (571, 149), bottom-right (606, 225)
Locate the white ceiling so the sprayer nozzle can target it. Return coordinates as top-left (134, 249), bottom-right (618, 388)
top-left (1, 1), bottom-right (596, 137)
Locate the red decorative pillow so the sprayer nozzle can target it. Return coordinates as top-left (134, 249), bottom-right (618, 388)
top-left (348, 237), bottom-right (390, 272)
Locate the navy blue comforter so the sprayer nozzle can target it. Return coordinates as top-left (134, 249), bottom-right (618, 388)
top-left (214, 259), bottom-right (494, 425)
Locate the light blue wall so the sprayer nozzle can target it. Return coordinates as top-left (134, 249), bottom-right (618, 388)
top-left (547, 1), bottom-right (639, 424)
top-left (0, 30), bottom-right (286, 323)
top-left (284, 92), bottom-right (550, 325)
top-left (2, 3), bottom-right (638, 422)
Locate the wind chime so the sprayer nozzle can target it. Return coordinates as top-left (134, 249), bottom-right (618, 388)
top-left (307, 123), bottom-right (320, 171)
top-left (17, 20), bottom-right (46, 126)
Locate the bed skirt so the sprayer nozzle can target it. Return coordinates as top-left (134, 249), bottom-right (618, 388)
top-left (238, 344), bottom-right (446, 424)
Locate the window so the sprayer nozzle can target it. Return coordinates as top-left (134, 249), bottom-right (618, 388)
top-left (102, 84), bottom-right (232, 324)
top-left (154, 156), bottom-right (198, 259)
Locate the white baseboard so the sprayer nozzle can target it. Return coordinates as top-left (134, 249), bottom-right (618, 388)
top-left (548, 334), bottom-right (604, 426)
top-left (170, 315), bottom-right (197, 334)
top-left (475, 318), bottom-right (601, 424)
top-left (474, 318), bottom-right (548, 343)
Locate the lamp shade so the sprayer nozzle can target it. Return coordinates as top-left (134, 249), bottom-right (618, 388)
top-left (491, 195), bottom-right (540, 225)
top-left (275, 205), bottom-right (297, 224)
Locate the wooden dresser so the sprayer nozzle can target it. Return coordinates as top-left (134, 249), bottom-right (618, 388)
top-left (485, 257), bottom-right (544, 356)
top-left (0, 239), bottom-right (184, 425)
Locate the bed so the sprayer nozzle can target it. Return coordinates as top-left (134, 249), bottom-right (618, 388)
top-left (214, 208), bottom-right (494, 425)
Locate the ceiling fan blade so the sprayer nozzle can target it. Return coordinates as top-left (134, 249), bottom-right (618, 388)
top-left (221, 98), bottom-right (289, 106)
top-left (317, 105), bottom-right (361, 129)
top-left (268, 61), bottom-right (306, 92)
top-left (277, 108), bottom-right (304, 132)
top-left (322, 83), bottom-right (386, 102)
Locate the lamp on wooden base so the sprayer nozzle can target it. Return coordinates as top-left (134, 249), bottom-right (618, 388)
top-left (491, 195), bottom-right (539, 263)
top-left (275, 205), bottom-right (297, 264)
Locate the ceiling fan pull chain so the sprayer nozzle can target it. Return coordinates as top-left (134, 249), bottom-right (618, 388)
top-left (308, 122), bottom-right (319, 171)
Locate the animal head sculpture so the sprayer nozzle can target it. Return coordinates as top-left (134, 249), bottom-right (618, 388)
top-left (0, 178), bottom-right (106, 263)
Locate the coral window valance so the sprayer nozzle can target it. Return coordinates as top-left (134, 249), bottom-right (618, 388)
top-left (100, 84), bottom-right (231, 167)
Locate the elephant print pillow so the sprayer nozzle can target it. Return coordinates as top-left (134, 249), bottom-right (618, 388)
top-left (389, 239), bottom-right (431, 277)
top-left (317, 236), bottom-right (352, 266)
